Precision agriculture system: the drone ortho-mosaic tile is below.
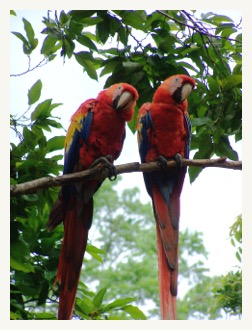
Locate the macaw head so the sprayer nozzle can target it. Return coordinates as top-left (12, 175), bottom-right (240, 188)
top-left (153, 74), bottom-right (195, 108)
top-left (99, 83), bottom-right (139, 122)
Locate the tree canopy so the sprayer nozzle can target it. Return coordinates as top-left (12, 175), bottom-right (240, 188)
top-left (10, 10), bottom-right (242, 320)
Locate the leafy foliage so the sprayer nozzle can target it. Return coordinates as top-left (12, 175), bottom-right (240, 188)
top-left (10, 10), bottom-right (242, 320)
top-left (11, 10), bottom-right (242, 183)
top-left (212, 215), bottom-right (242, 317)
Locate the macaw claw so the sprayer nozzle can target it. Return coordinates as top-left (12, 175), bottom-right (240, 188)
top-left (90, 155), bottom-right (117, 181)
top-left (174, 153), bottom-right (183, 167)
top-left (157, 155), bottom-right (168, 172)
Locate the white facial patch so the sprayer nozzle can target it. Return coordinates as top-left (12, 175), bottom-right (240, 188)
top-left (169, 76), bottom-right (183, 95)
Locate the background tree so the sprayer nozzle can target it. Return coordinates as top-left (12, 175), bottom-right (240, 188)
top-left (10, 10), bottom-right (242, 320)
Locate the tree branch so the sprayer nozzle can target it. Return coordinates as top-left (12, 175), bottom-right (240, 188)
top-left (10, 158), bottom-right (242, 196)
top-left (156, 10), bottom-right (242, 43)
top-left (10, 58), bottom-right (48, 77)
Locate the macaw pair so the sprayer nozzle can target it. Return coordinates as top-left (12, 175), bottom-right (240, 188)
top-left (47, 75), bottom-right (195, 320)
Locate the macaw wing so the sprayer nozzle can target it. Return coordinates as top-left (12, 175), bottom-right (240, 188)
top-left (137, 103), bottom-right (177, 206)
top-left (184, 112), bottom-right (191, 159)
top-left (154, 111), bottom-right (192, 208)
top-left (62, 100), bottom-right (96, 207)
top-left (137, 103), bottom-right (153, 197)
top-left (64, 101), bottom-right (95, 175)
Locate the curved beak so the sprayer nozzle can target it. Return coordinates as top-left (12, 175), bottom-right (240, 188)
top-left (113, 91), bottom-right (133, 110)
top-left (181, 83), bottom-right (193, 102)
top-left (173, 83), bottom-right (194, 103)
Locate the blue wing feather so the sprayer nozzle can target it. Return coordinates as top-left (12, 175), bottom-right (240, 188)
top-left (63, 110), bottom-right (94, 175)
top-left (139, 110), bottom-right (152, 163)
top-left (138, 110), bottom-right (153, 197)
top-left (138, 109), bottom-right (179, 207)
top-left (184, 113), bottom-right (191, 159)
top-left (62, 109), bottom-right (94, 206)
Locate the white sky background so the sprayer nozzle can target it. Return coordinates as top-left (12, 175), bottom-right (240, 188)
top-left (7, 6), bottom-right (247, 324)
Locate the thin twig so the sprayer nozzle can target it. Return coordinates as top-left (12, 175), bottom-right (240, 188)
top-left (156, 10), bottom-right (242, 43)
top-left (10, 158), bottom-right (242, 196)
top-left (10, 58), bottom-right (48, 77)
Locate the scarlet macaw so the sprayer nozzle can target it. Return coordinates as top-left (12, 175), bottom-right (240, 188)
top-left (136, 74), bottom-right (195, 319)
top-left (47, 83), bottom-right (139, 320)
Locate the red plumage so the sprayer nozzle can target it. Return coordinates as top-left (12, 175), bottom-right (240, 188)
top-left (48, 83), bottom-right (138, 319)
top-left (137, 74), bottom-right (195, 319)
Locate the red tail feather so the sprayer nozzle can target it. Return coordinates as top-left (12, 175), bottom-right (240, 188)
top-left (152, 186), bottom-right (179, 320)
top-left (55, 198), bottom-right (93, 320)
top-left (156, 225), bottom-right (177, 320)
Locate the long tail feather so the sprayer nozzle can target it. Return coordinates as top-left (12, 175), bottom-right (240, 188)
top-left (56, 198), bottom-right (93, 320)
top-left (156, 224), bottom-right (177, 320)
top-left (152, 185), bottom-right (179, 320)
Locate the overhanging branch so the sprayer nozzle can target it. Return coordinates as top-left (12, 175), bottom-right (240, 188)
top-left (10, 157), bottom-right (242, 197)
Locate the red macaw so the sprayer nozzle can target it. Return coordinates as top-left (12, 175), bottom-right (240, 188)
top-left (47, 83), bottom-right (139, 320)
top-left (136, 74), bottom-right (195, 320)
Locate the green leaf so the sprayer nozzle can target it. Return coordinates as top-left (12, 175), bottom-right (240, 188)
top-left (86, 245), bottom-right (106, 255)
top-left (76, 35), bottom-right (98, 51)
top-left (96, 16), bottom-right (110, 44)
top-left (74, 50), bottom-right (95, 61)
top-left (222, 74), bottom-right (242, 90)
top-left (214, 136), bottom-right (238, 160)
top-left (45, 118), bottom-right (64, 129)
top-left (236, 33), bottom-right (242, 42)
top-left (221, 27), bottom-right (237, 38)
top-left (77, 16), bottom-right (104, 26)
top-left (121, 11), bottom-right (147, 31)
top-left (23, 126), bottom-right (37, 144)
top-left (207, 76), bottom-right (220, 94)
top-left (11, 31), bottom-right (29, 45)
top-left (12, 28), bottom-right (36, 54)
top-left (31, 99), bottom-right (52, 121)
top-left (189, 133), bottom-right (214, 183)
top-left (41, 27), bottom-right (62, 39)
top-left (10, 255), bottom-right (35, 273)
top-left (93, 287), bottom-right (107, 308)
top-left (100, 58), bottom-right (122, 77)
top-left (23, 18), bottom-right (38, 50)
top-left (188, 166), bottom-right (203, 184)
top-left (10, 10), bottom-right (16, 16)
top-left (212, 15), bottom-right (234, 25)
top-left (41, 35), bottom-right (61, 56)
top-left (74, 52), bottom-right (98, 80)
top-left (122, 61), bottom-right (142, 73)
top-left (30, 312), bottom-right (56, 320)
top-left (10, 311), bottom-right (23, 320)
top-left (86, 244), bottom-right (105, 262)
top-left (191, 117), bottom-right (212, 127)
top-left (59, 10), bottom-right (70, 26)
top-left (177, 60), bottom-right (199, 73)
top-left (10, 238), bottom-right (35, 273)
top-left (21, 194), bottom-right (39, 202)
top-left (61, 37), bottom-right (75, 58)
top-left (46, 136), bottom-right (65, 152)
top-left (28, 80), bottom-right (42, 105)
top-left (48, 54), bottom-right (57, 61)
top-left (23, 18), bottom-right (35, 42)
top-left (235, 252), bottom-right (241, 263)
top-left (75, 296), bottom-right (94, 315)
top-left (105, 297), bottom-right (136, 310)
top-left (69, 10), bottom-right (97, 21)
top-left (123, 305), bottom-right (147, 320)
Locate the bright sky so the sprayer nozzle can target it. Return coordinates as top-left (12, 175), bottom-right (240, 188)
top-left (9, 8), bottom-right (243, 320)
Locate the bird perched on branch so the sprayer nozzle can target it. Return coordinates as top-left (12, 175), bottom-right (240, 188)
top-left (137, 74), bottom-right (195, 319)
top-left (47, 83), bottom-right (138, 320)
